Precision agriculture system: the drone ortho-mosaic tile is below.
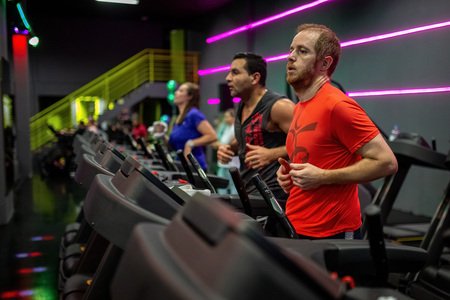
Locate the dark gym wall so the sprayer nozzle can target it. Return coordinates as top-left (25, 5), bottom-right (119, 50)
top-left (29, 15), bottom-right (164, 112)
top-left (198, 0), bottom-right (450, 216)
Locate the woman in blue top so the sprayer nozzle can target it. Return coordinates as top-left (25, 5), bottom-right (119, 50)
top-left (168, 82), bottom-right (217, 170)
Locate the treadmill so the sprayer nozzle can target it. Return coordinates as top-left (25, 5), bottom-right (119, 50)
top-left (111, 193), bottom-right (419, 300)
top-left (364, 133), bottom-right (449, 245)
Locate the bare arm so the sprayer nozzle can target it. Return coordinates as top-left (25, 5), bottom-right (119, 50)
top-left (184, 120), bottom-right (217, 155)
top-left (271, 98), bottom-right (295, 134)
top-left (289, 134), bottom-right (398, 190)
top-left (324, 134), bottom-right (398, 183)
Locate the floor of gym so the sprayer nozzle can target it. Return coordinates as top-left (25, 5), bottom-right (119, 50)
top-left (0, 174), bottom-right (84, 299)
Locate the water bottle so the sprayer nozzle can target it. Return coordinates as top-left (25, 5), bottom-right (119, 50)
top-left (389, 125), bottom-right (400, 142)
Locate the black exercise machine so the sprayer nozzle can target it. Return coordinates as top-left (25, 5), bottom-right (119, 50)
top-left (110, 194), bottom-right (418, 300)
top-left (61, 155), bottom-right (183, 299)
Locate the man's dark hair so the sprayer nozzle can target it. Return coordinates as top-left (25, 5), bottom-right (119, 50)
top-left (233, 52), bottom-right (267, 86)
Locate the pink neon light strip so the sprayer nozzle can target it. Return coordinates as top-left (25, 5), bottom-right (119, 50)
top-left (207, 98), bottom-right (221, 105)
top-left (348, 86), bottom-right (450, 97)
top-left (207, 97), bottom-right (242, 105)
top-left (208, 86), bottom-right (450, 105)
top-left (199, 20), bottom-right (450, 76)
top-left (341, 20), bottom-right (450, 47)
top-left (206, 0), bottom-right (332, 44)
top-left (198, 66), bottom-right (230, 76)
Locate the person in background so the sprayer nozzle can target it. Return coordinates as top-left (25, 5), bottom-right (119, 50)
top-left (73, 120), bottom-right (86, 136)
top-left (118, 107), bottom-right (131, 124)
top-left (131, 113), bottom-right (148, 140)
top-left (86, 116), bottom-right (98, 134)
top-left (168, 82), bottom-right (217, 170)
top-left (107, 119), bottom-right (127, 145)
top-left (148, 120), bottom-right (168, 142)
top-left (277, 23), bottom-right (398, 239)
top-left (217, 52), bottom-right (295, 203)
top-left (214, 108), bottom-right (239, 194)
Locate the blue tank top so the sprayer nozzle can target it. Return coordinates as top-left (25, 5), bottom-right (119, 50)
top-left (169, 108), bottom-right (208, 170)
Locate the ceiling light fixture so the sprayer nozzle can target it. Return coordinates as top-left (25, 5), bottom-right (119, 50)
top-left (96, 0), bottom-right (139, 5)
top-left (15, 2), bottom-right (40, 47)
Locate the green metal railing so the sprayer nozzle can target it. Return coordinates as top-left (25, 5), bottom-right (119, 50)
top-left (30, 49), bottom-right (199, 151)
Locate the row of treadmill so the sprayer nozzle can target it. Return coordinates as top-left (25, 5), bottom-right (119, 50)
top-left (57, 130), bottom-right (450, 299)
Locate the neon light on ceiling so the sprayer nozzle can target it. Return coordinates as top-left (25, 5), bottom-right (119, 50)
top-left (16, 3), bottom-right (40, 47)
top-left (348, 86), bottom-right (450, 97)
top-left (198, 66), bottom-right (230, 76)
top-left (206, 0), bottom-right (332, 44)
top-left (208, 86), bottom-right (450, 105)
top-left (207, 98), bottom-right (221, 105)
top-left (341, 20), bottom-right (450, 47)
top-left (16, 3), bottom-right (31, 31)
top-left (207, 97), bottom-right (241, 105)
top-left (199, 20), bottom-right (450, 76)
top-left (96, 0), bottom-right (139, 4)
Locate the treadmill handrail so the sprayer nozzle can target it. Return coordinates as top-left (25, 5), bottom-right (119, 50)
top-left (137, 137), bottom-right (154, 159)
top-left (251, 174), bottom-right (298, 239)
top-left (154, 142), bottom-right (179, 172)
top-left (229, 167), bottom-right (253, 217)
top-left (364, 204), bottom-right (389, 285)
top-left (187, 153), bottom-right (217, 193)
top-left (176, 149), bottom-right (196, 186)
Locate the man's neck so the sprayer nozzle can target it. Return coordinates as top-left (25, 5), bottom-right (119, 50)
top-left (243, 86), bottom-right (267, 108)
top-left (296, 75), bottom-right (329, 103)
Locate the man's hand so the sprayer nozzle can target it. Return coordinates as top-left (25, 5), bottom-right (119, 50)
top-left (217, 144), bottom-right (235, 164)
top-left (244, 144), bottom-right (274, 169)
top-left (289, 163), bottom-right (326, 190)
top-left (276, 158), bottom-right (293, 193)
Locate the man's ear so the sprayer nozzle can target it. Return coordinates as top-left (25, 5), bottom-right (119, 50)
top-left (321, 56), bottom-right (333, 72)
top-left (251, 72), bottom-right (261, 85)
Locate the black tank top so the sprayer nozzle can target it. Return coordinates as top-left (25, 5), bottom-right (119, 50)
top-left (235, 90), bottom-right (288, 201)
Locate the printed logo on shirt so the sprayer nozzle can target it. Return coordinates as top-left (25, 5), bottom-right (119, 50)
top-left (288, 122), bottom-right (317, 163)
top-left (245, 112), bottom-right (263, 146)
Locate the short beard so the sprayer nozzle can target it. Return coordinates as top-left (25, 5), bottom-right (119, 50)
top-left (287, 66), bottom-right (315, 91)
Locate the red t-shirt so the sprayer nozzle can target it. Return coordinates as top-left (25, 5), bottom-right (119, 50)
top-left (286, 82), bottom-right (379, 237)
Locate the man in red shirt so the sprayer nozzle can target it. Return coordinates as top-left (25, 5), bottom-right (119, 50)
top-left (277, 24), bottom-right (398, 239)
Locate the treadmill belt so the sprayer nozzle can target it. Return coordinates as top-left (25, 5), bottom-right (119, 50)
top-left (386, 209), bottom-right (431, 225)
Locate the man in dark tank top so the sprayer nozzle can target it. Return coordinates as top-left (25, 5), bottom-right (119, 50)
top-left (217, 52), bottom-right (295, 204)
